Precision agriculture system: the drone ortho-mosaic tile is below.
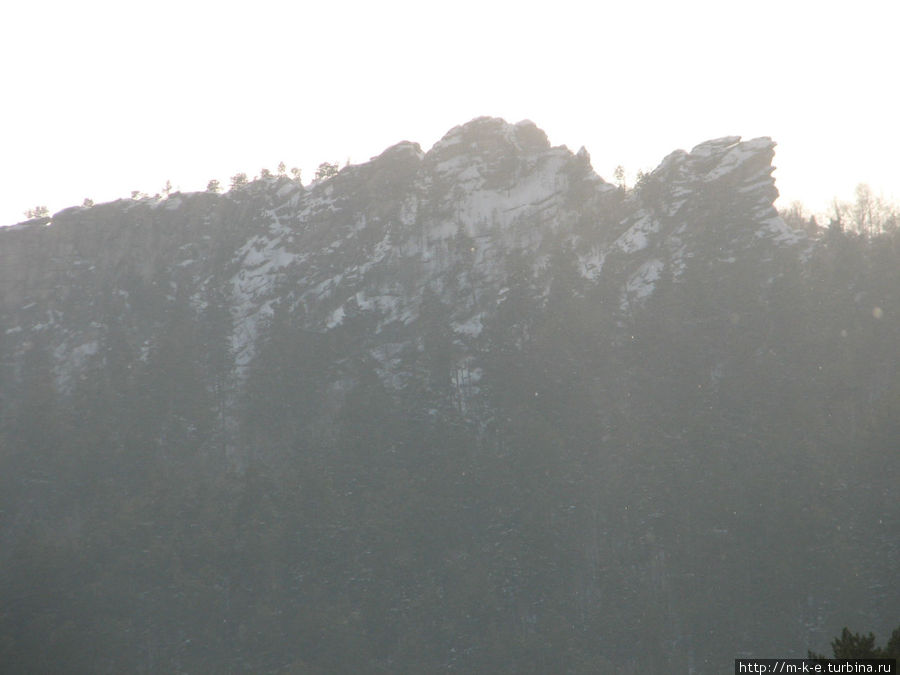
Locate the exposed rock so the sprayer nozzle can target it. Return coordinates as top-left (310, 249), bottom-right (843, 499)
top-left (0, 117), bottom-right (802, 389)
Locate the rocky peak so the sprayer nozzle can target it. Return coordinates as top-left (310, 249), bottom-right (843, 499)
top-left (429, 116), bottom-right (550, 157)
top-left (651, 135), bottom-right (776, 194)
top-left (621, 134), bottom-right (795, 265)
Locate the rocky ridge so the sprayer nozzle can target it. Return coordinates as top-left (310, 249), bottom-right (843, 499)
top-left (0, 116), bottom-right (802, 395)
top-left (3, 118), bottom-right (898, 675)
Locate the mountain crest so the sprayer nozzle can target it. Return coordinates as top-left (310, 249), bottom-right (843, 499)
top-left (2, 118), bottom-right (896, 675)
top-left (0, 118), bottom-right (802, 387)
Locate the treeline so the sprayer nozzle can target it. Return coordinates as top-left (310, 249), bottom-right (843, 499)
top-left (20, 159), bottom-right (349, 222)
top-left (779, 183), bottom-right (899, 235)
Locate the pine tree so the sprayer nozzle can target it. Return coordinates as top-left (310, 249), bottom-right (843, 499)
top-left (314, 162), bottom-right (339, 181)
top-left (809, 625), bottom-right (900, 659)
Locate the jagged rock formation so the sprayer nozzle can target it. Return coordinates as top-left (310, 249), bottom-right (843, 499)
top-left (0, 117), bottom-right (800, 390)
top-left (1, 118), bottom-right (897, 674)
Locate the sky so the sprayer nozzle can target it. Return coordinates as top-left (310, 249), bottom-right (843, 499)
top-left (2, 0), bottom-right (897, 226)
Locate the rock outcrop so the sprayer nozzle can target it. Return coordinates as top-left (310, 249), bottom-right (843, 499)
top-left (0, 117), bottom-right (801, 388)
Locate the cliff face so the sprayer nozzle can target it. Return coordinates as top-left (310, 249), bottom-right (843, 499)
top-left (0, 116), bottom-right (799, 387)
top-left (2, 119), bottom-right (897, 674)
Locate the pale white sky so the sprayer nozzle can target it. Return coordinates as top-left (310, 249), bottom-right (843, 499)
top-left (2, 0), bottom-right (897, 226)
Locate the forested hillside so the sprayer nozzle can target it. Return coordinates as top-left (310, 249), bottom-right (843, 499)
top-left (1, 118), bottom-right (897, 673)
